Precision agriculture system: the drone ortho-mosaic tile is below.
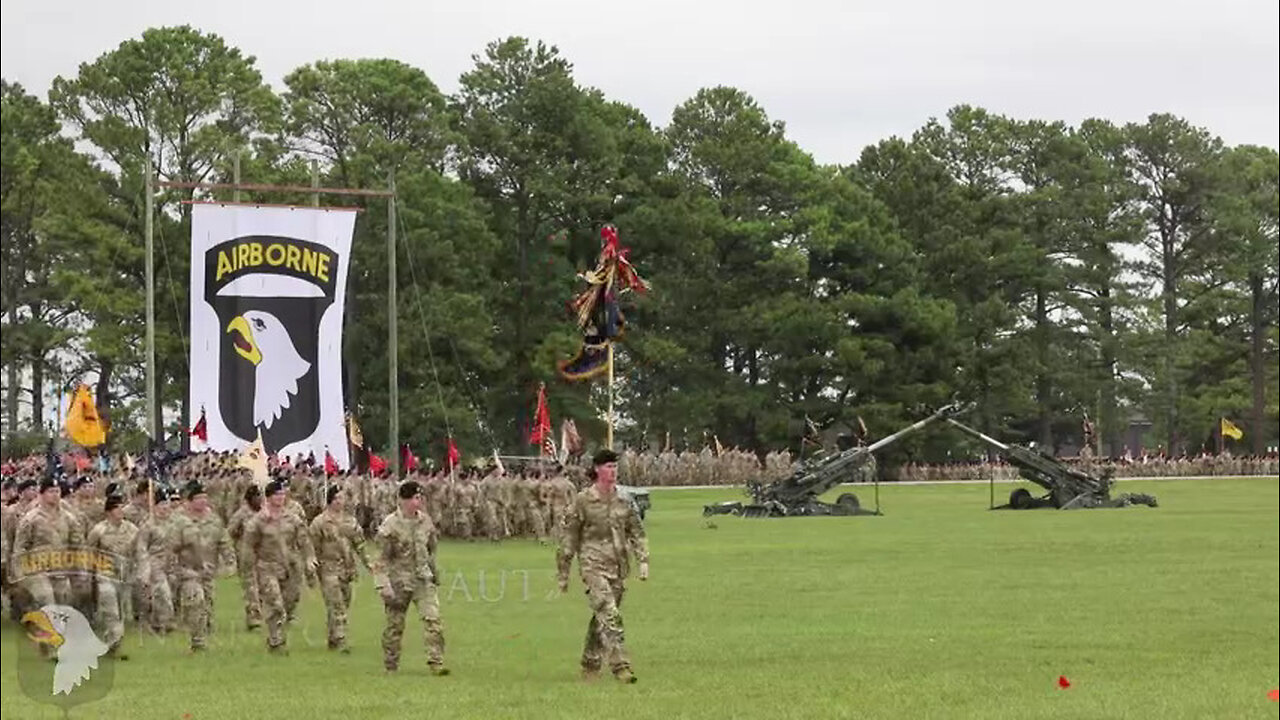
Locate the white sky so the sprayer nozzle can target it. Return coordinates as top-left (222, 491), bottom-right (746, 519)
top-left (2, 0), bottom-right (1277, 164)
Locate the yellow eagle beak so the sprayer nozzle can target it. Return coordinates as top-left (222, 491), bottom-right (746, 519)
top-left (226, 315), bottom-right (262, 366)
top-left (21, 610), bottom-right (64, 649)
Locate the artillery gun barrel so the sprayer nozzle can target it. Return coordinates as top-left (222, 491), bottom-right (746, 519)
top-left (862, 403), bottom-right (966, 454)
top-left (855, 399), bottom-right (962, 450)
top-left (944, 418), bottom-right (1012, 453)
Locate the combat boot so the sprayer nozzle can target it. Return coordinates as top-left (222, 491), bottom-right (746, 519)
top-left (580, 667), bottom-right (601, 682)
top-left (613, 668), bottom-right (637, 684)
top-left (429, 663), bottom-right (451, 676)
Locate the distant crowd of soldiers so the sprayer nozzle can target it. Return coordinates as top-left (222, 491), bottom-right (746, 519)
top-left (617, 448), bottom-right (795, 487)
top-left (888, 452), bottom-right (1280, 482)
top-left (618, 447), bottom-right (1280, 486)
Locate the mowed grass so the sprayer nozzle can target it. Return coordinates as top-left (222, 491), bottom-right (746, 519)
top-left (2, 477), bottom-right (1277, 720)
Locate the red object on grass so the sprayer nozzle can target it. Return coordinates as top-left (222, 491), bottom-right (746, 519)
top-left (1267, 688), bottom-right (1278, 702)
top-left (1057, 676), bottom-right (1071, 689)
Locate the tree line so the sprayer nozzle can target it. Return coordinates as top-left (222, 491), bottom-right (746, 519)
top-left (2, 26), bottom-right (1276, 464)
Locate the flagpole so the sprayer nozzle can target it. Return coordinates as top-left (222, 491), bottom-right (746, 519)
top-left (606, 343), bottom-right (615, 450)
top-left (144, 156), bottom-right (158, 443)
top-left (387, 171), bottom-right (399, 477)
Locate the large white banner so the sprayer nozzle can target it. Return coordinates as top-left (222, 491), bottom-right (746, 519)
top-left (189, 203), bottom-right (356, 467)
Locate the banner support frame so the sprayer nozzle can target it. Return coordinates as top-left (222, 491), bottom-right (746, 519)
top-left (155, 173), bottom-right (394, 468)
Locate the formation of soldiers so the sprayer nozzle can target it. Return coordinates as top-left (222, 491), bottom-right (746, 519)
top-left (617, 447), bottom-right (795, 487)
top-left (1, 448), bottom-right (650, 681)
top-left (888, 452), bottom-right (1280, 482)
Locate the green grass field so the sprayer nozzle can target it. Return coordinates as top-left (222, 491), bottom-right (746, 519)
top-left (2, 477), bottom-right (1277, 720)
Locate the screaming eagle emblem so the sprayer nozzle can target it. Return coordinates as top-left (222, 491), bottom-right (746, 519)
top-left (203, 235), bottom-right (338, 453)
top-left (23, 605), bottom-right (110, 696)
top-left (226, 310), bottom-right (311, 429)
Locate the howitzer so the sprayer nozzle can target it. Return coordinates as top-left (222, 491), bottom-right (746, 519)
top-left (703, 403), bottom-right (966, 518)
top-left (945, 419), bottom-right (1157, 510)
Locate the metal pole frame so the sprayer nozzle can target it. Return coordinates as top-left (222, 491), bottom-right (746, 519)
top-left (145, 158), bottom-right (157, 443)
top-left (387, 171), bottom-right (399, 477)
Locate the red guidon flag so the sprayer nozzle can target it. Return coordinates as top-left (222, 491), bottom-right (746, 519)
top-left (529, 383), bottom-right (554, 457)
top-left (189, 407), bottom-right (208, 443)
top-left (400, 443), bottom-right (419, 472)
top-left (446, 438), bottom-right (461, 469)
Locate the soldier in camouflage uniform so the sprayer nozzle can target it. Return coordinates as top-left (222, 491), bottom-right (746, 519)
top-left (280, 480), bottom-right (311, 623)
top-left (1, 480), bottom-right (36, 618)
top-left (226, 485), bottom-right (263, 630)
top-left (13, 478), bottom-right (84, 619)
top-left (310, 485), bottom-right (370, 652)
top-left (518, 473), bottom-right (547, 542)
top-left (453, 474), bottom-right (477, 540)
top-left (545, 472), bottom-right (575, 542)
top-left (242, 480), bottom-right (316, 654)
top-left (373, 480), bottom-right (448, 675)
top-left (134, 488), bottom-right (178, 634)
top-left (556, 449), bottom-right (649, 684)
top-left (86, 494), bottom-right (139, 657)
top-left (479, 471), bottom-right (503, 541)
top-left (122, 481), bottom-right (152, 527)
top-left (169, 481), bottom-right (233, 652)
top-left (121, 480), bottom-right (152, 622)
top-left (72, 477), bottom-right (104, 535)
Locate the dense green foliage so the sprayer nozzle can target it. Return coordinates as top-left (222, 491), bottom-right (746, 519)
top-left (1, 478), bottom-right (1276, 719)
top-left (2, 26), bottom-right (1277, 461)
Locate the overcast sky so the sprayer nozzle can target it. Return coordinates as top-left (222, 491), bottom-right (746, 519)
top-left (2, 0), bottom-right (1277, 164)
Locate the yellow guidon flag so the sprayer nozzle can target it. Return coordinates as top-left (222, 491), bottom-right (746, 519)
top-left (1220, 418), bottom-right (1244, 441)
top-left (347, 410), bottom-right (364, 449)
top-left (65, 384), bottom-right (106, 448)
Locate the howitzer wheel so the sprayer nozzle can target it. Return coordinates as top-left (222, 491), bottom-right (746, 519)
top-left (836, 493), bottom-right (862, 513)
top-left (1009, 488), bottom-right (1034, 510)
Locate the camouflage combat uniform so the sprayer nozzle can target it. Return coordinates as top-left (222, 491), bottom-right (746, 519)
top-left (134, 513), bottom-right (177, 633)
top-left (283, 498), bottom-right (310, 622)
top-left (86, 517), bottom-right (139, 650)
top-left (517, 476), bottom-right (546, 541)
top-left (372, 508), bottom-right (445, 671)
top-left (545, 475), bottom-right (575, 541)
top-left (13, 503), bottom-right (83, 610)
top-left (310, 508), bottom-right (369, 650)
top-left (226, 501), bottom-right (262, 629)
top-left (242, 507), bottom-right (315, 652)
top-left (557, 485), bottom-right (649, 678)
top-left (169, 509), bottom-right (232, 650)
